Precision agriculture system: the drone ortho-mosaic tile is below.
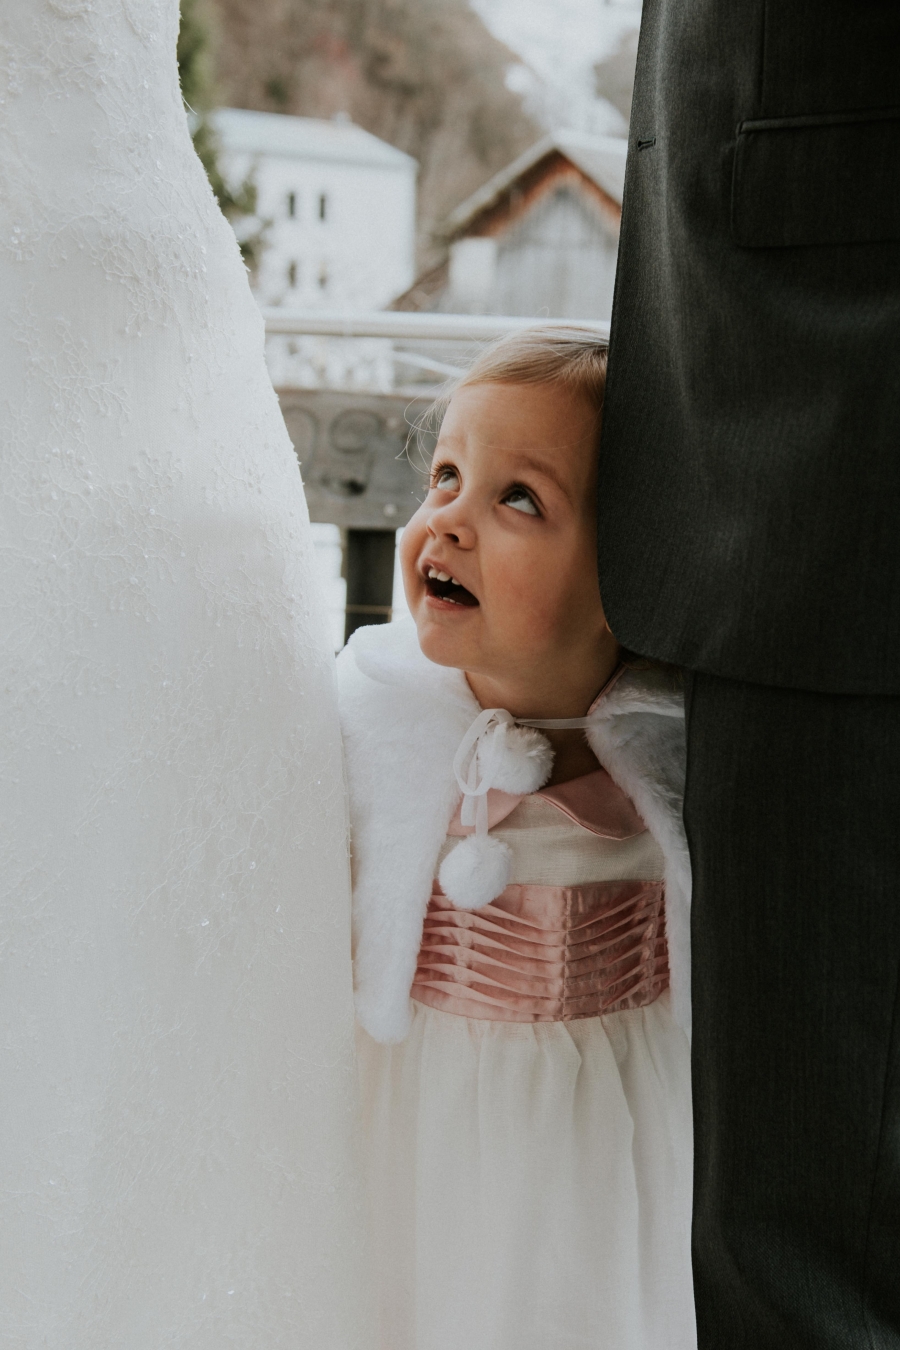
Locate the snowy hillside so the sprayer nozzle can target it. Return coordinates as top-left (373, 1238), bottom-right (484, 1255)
top-left (471, 0), bottom-right (642, 134)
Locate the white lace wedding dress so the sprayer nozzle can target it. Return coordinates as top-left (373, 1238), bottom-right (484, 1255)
top-left (0, 3), bottom-right (368, 1345)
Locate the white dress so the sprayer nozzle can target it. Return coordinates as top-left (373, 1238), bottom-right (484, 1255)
top-left (0, 4), bottom-right (366, 1344)
top-left (356, 779), bottom-right (696, 1350)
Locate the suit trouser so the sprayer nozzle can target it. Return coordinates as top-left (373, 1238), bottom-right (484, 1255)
top-left (685, 673), bottom-right (900, 1349)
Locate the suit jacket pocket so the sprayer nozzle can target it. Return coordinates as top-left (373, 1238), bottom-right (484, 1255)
top-left (731, 107), bottom-right (900, 248)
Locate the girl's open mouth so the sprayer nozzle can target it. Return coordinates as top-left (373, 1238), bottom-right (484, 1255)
top-left (424, 567), bottom-right (479, 607)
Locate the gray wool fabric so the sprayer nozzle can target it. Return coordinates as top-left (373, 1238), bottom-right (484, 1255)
top-left (598, 2), bottom-right (900, 1346)
top-left (598, 0), bottom-right (900, 696)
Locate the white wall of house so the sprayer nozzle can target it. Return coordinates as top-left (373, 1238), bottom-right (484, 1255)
top-left (213, 109), bottom-right (417, 312)
top-left (442, 185), bottom-right (619, 320)
top-left (492, 184), bottom-right (619, 319)
top-left (432, 133), bottom-right (626, 321)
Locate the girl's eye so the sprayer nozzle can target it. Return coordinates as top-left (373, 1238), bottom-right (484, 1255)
top-left (433, 466), bottom-right (459, 491)
top-left (504, 486), bottom-right (539, 516)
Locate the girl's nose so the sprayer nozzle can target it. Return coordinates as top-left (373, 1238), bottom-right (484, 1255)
top-left (427, 500), bottom-right (476, 549)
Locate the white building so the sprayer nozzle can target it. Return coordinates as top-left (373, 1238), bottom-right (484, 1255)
top-left (212, 108), bottom-right (417, 311)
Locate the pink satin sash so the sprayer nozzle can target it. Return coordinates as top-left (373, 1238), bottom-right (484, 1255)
top-left (411, 878), bottom-right (669, 1023)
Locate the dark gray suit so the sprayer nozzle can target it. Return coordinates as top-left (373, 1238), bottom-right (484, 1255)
top-left (598, 2), bottom-right (900, 1343)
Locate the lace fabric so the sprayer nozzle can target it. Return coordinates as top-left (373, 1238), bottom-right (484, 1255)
top-left (0, 3), bottom-right (368, 1345)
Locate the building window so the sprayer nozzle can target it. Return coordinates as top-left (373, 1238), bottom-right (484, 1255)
top-left (318, 262), bottom-right (328, 290)
top-left (287, 191), bottom-right (297, 218)
top-left (318, 193), bottom-right (328, 221)
top-left (288, 260), bottom-right (299, 288)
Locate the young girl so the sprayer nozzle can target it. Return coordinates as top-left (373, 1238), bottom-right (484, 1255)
top-left (338, 327), bottom-right (695, 1350)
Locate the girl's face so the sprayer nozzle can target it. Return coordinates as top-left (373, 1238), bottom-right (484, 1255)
top-left (400, 381), bottom-right (612, 704)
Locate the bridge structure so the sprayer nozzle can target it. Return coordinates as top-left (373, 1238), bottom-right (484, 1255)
top-left (265, 309), bottom-right (610, 644)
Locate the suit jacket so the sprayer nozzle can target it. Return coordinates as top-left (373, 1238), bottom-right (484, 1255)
top-left (597, 0), bottom-right (900, 694)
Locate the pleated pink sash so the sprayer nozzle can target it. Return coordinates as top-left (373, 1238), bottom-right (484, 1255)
top-left (411, 879), bottom-right (669, 1023)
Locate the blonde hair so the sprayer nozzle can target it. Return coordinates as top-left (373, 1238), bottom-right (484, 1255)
top-left (414, 323), bottom-right (608, 464)
top-left (452, 323), bottom-right (608, 408)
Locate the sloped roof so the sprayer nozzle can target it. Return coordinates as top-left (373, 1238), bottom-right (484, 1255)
top-left (211, 108), bottom-right (417, 172)
top-left (445, 131), bottom-right (627, 235)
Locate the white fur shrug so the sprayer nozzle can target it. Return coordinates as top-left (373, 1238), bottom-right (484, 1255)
top-left (337, 619), bottom-right (692, 1044)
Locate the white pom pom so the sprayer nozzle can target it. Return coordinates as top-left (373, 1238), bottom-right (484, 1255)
top-left (478, 723), bottom-right (554, 796)
top-left (439, 835), bottom-right (511, 910)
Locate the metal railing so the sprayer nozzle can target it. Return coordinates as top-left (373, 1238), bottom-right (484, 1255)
top-left (263, 308), bottom-right (610, 341)
top-left (263, 308), bottom-right (611, 396)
